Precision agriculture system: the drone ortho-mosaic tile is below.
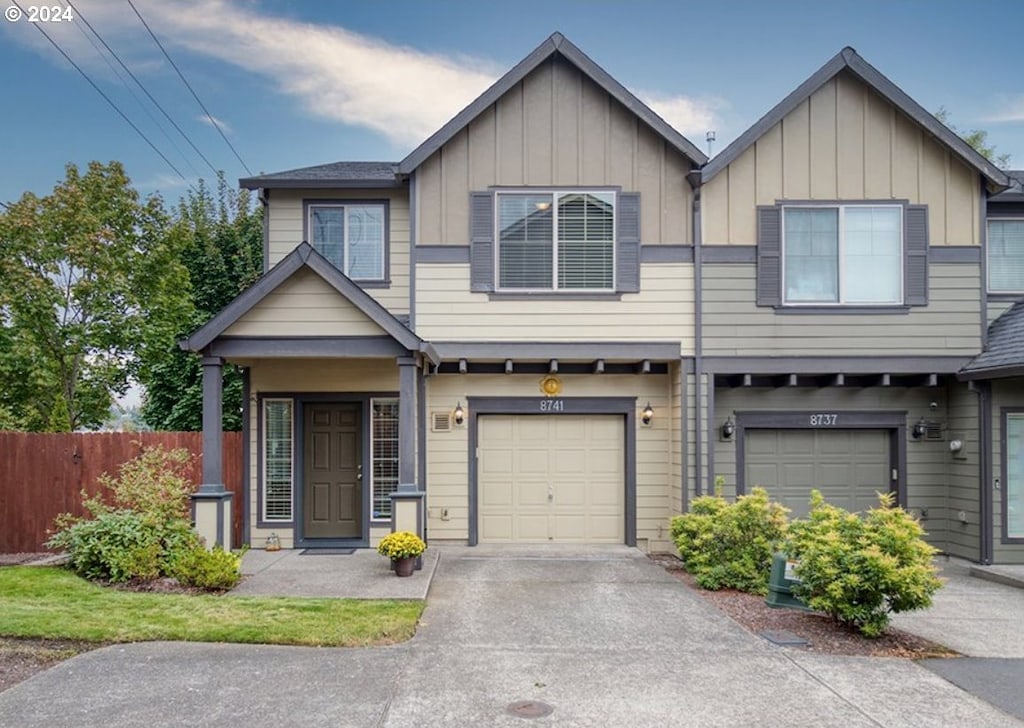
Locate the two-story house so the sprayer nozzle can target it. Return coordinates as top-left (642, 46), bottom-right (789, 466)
top-left (183, 33), bottom-right (1024, 565)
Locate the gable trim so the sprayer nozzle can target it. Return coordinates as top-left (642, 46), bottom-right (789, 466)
top-left (398, 32), bottom-right (707, 174)
top-left (702, 47), bottom-right (1009, 192)
top-left (181, 242), bottom-right (422, 353)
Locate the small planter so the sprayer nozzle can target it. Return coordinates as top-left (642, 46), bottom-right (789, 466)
top-left (393, 556), bottom-right (416, 577)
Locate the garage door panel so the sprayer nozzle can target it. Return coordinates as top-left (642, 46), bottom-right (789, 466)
top-left (747, 463), bottom-right (780, 488)
top-left (479, 414), bottom-right (624, 544)
top-left (780, 431), bottom-right (815, 454)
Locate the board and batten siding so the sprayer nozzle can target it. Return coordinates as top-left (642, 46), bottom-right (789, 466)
top-left (702, 71), bottom-right (981, 246)
top-left (415, 262), bottom-right (694, 352)
top-left (945, 380), bottom-right (981, 561)
top-left (701, 263), bottom-right (981, 357)
top-left (246, 360), bottom-right (401, 550)
top-left (712, 386), bottom-right (954, 553)
top-left (991, 380), bottom-right (1024, 563)
top-left (265, 188), bottom-right (410, 315)
top-left (222, 268), bottom-right (387, 338)
top-left (415, 55), bottom-right (694, 246)
top-left (424, 373), bottom-right (674, 552)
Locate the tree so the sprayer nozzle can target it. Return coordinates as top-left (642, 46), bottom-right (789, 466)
top-left (935, 107), bottom-right (1011, 169)
top-left (0, 162), bottom-right (189, 431)
top-left (140, 176), bottom-right (262, 431)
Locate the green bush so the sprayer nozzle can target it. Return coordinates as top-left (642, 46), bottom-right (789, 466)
top-left (82, 445), bottom-right (196, 522)
top-left (170, 546), bottom-right (242, 590)
top-left (47, 511), bottom-right (162, 582)
top-left (670, 487), bottom-right (789, 594)
top-left (786, 490), bottom-right (942, 637)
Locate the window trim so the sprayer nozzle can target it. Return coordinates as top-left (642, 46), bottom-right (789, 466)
top-left (259, 397), bottom-right (294, 525)
top-left (303, 198), bottom-right (391, 286)
top-left (1001, 407), bottom-right (1024, 544)
top-left (493, 188), bottom-right (617, 294)
top-left (370, 397), bottom-right (400, 523)
top-left (780, 202), bottom-right (904, 306)
top-left (986, 217), bottom-right (1024, 295)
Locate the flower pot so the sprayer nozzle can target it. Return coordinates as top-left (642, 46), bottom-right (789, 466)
top-left (393, 556), bottom-right (416, 577)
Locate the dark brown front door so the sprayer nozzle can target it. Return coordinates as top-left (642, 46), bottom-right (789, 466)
top-left (304, 403), bottom-right (362, 539)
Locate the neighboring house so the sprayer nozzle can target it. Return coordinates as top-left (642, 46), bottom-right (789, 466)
top-left (183, 33), bottom-right (1024, 565)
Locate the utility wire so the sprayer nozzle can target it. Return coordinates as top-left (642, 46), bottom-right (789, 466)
top-left (127, 0), bottom-right (253, 175)
top-left (11, 0), bottom-right (192, 187)
top-left (62, 0), bottom-right (203, 180)
top-left (65, 0), bottom-right (217, 179)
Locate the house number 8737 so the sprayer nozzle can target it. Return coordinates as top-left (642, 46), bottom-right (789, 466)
top-left (809, 414), bottom-right (838, 426)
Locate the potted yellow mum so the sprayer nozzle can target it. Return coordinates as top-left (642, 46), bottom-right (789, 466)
top-left (377, 531), bottom-right (426, 577)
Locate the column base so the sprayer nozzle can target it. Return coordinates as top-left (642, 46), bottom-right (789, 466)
top-left (191, 487), bottom-right (233, 550)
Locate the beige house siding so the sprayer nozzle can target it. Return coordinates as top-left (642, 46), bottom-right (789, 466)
top-left (991, 380), bottom-right (1024, 564)
top-left (946, 381), bottom-right (982, 561)
top-left (712, 386), bottom-right (953, 552)
top-left (701, 263), bottom-right (981, 356)
top-left (245, 360), bottom-right (401, 550)
top-left (265, 188), bottom-right (410, 315)
top-left (222, 268), bottom-right (388, 338)
top-left (415, 55), bottom-right (694, 246)
top-left (415, 262), bottom-right (694, 352)
top-left (703, 72), bottom-right (981, 246)
top-left (424, 373), bottom-right (675, 552)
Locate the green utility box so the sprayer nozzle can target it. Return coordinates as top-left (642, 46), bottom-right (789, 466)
top-left (765, 553), bottom-right (813, 611)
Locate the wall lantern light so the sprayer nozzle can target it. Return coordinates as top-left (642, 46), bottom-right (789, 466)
top-left (641, 402), bottom-right (654, 426)
top-left (721, 416), bottom-right (735, 441)
top-left (453, 401), bottom-right (465, 426)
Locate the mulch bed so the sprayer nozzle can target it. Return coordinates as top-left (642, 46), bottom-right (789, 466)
top-left (650, 554), bottom-right (956, 659)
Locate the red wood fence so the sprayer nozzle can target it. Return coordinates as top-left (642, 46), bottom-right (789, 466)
top-left (0, 432), bottom-right (243, 553)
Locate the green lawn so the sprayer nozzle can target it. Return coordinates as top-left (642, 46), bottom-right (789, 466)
top-left (0, 567), bottom-right (423, 647)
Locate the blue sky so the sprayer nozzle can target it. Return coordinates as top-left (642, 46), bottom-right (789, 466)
top-left (2, 0), bottom-right (1023, 208)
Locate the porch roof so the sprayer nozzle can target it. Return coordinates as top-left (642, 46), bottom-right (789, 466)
top-left (960, 300), bottom-right (1024, 380)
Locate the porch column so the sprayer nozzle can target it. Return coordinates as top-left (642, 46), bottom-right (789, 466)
top-left (392, 356), bottom-right (425, 555)
top-left (191, 356), bottom-right (233, 550)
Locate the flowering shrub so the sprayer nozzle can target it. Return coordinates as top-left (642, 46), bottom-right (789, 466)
top-left (377, 531), bottom-right (426, 560)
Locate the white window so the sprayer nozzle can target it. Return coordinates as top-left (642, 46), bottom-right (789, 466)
top-left (783, 205), bottom-right (902, 304)
top-left (371, 398), bottom-right (399, 521)
top-left (988, 219), bottom-right (1024, 293)
top-left (1007, 413), bottom-right (1024, 539)
top-left (496, 191), bottom-right (615, 291)
top-left (308, 203), bottom-right (385, 280)
top-left (263, 399), bottom-right (293, 522)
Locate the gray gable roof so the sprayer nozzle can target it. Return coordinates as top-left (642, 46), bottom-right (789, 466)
top-left (991, 170), bottom-right (1024, 203)
top-left (398, 32), bottom-right (708, 174)
top-left (702, 47), bottom-right (1010, 193)
top-left (960, 300), bottom-right (1024, 380)
top-left (240, 161), bottom-right (400, 190)
top-left (180, 242), bottom-right (423, 354)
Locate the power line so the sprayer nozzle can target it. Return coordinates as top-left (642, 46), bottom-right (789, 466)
top-left (65, 0), bottom-right (217, 179)
top-left (127, 0), bottom-right (253, 176)
top-left (10, 0), bottom-right (192, 187)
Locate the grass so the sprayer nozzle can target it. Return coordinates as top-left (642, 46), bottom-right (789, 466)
top-left (0, 567), bottom-right (423, 647)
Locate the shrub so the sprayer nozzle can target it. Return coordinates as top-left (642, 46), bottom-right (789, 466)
top-left (171, 546), bottom-right (242, 590)
top-left (670, 487), bottom-right (789, 594)
top-left (83, 445), bottom-right (196, 522)
top-left (47, 511), bottom-right (163, 582)
top-left (377, 531), bottom-right (426, 560)
top-left (786, 490), bottom-right (942, 637)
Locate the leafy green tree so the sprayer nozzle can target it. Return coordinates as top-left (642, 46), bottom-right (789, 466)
top-left (140, 176), bottom-right (262, 431)
top-left (0, 162), bottom-right (189, 431)
top-left (936, 107), bottom-right (1011, 168)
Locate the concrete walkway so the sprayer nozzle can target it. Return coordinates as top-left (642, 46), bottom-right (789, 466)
top-left (0, 546), bottom-right (1019, 727)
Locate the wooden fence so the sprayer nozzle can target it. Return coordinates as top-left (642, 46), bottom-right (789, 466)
top-left (0, 432), bottom-right (243, 553)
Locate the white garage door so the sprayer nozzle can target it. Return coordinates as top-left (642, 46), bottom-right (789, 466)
top-left (478, 415), bottom-right (624, 543)
top-left (745, 429), bottom-right (892, 518)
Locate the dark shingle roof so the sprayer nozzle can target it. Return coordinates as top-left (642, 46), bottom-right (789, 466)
top-left (960, 299), bottom-right (1024, 379)
top-left (240, 161), bottom-right (399, 189)
top-left (991, 170), bottom-right (1024, 202)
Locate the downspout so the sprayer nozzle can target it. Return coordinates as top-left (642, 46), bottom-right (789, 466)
top-left (689, 170), bottom-right (703, 498)
top-left (978, 381), bottom-right (993, 565)
top-left (259, 189), bottom-right (270, 274)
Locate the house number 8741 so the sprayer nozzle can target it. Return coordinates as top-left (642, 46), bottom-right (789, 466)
top-left (539, 399), bottom-right (564, 412)
top-left (809, 414), bottom-right (838, 426)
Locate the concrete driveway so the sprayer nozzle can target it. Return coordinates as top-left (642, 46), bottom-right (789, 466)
top-left (0, 547), bottom-right (1019, 727)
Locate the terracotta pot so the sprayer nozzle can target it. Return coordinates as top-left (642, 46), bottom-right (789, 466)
top-left (393, 556), bottom-right (416, 577)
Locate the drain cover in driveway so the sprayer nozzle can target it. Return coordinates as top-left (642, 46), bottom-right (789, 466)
top-left (506, 700), bottom-right (554, 719)
top-left (759, 630), bottom-right (810, 647)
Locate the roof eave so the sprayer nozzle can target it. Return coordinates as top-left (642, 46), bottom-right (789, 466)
top-left (239, 178), bottom-right (404, 190)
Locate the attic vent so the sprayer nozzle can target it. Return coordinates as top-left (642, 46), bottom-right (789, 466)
top-left (432, 412), bottom-right (452, 432)
top-left (925, 422), bottom-right (943, 441)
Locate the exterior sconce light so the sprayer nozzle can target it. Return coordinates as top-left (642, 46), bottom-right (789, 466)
top-left (912, 417), bottom-right (927, 440)
top-left (949, 439), bottom-right (964, 453)
top-left (641, 402), bottom-right (654, 426)
top-left (721, 417), bottom-right (735, 441)
top-left (453, 401), bottom-right (465, 426)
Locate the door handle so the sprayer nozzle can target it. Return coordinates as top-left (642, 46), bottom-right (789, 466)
top-left (357, 464), bottom-right (363, 481)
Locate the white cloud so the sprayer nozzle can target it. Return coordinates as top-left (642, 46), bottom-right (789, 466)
top-left (982, 96), bottom-right (1024, 124)
top-left (198, 115), bottom-right (232, 134)
top-left (640, 91), bottom-right (725, 138)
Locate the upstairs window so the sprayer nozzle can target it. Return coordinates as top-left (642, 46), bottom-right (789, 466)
top-left (988, 219), bottom-right (1024, 293)
top-left (496, 191), bottom-right (615, 291)
top-left (783, 205), bottom-right (902, 305)
top-left (308, 203), bottom-right (386, 281)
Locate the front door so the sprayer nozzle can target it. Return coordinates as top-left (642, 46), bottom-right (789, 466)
top-left (304, 403), bottom-right (362, 539)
